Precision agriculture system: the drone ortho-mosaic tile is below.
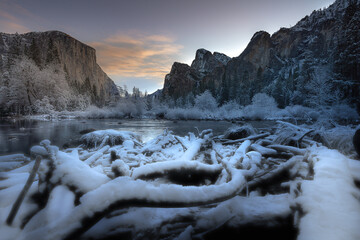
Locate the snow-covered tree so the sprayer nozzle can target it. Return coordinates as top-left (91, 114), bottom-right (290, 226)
top-left (243, 93), bottom-right (278, 120)
top-left (194, 90), bottom-right (218, 111)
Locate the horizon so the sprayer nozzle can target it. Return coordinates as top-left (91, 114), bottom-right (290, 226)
top-left (0, 0), bottom-right (334, 94)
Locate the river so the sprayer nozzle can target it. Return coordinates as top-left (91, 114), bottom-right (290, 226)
top-left (0, 119), bottom-right (276, 156)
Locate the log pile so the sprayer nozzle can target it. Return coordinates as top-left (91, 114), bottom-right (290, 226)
top-left (0, 121), bottom-right (359, 240)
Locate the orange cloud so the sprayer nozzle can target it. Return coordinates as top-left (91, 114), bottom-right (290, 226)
top-left (88, 32), bottom-right (183, 81)
top-left (0, 3), bottom-right (30, 33)
top-left (0, 20), bottom-right (29, 33)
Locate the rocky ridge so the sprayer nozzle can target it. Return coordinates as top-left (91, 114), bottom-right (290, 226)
top-left (162, 0), bottom-right (360, 111)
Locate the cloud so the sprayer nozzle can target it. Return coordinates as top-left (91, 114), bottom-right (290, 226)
top-left (0, 1), bottom-right (34, 33)
top-left (0, 19), bottom-right (29, 33)
top-left (0, 9), bottom-right (29, 33)
top-left (88, 32), bottom-right (183, 83)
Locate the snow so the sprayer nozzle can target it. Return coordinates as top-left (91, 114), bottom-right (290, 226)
top-left (175, 225), bottom-right (193, 240)
top-left (0, 124), bottom-right (359, 239)
top-left (0, 173), bottom-right (31, 189)
top-left (297, 147), bottom-right (360, 240)
top-left (0, 154), bottom-right (29, 171)
top-left (50, 150), bottom-right (110, 193)
top-left (30, 146), bottom-right (48, 157)
top-left (132, 160), bottom-right (222, 179)
top-left (19, 186), bottom-right (75, 238)
top-left (18, 169), bottom-right (246, 240)
top-left (84, 145), bottom-right (110, 165)
top-left (347, 158), bottom-right (360, 181)
top-left (45, 186), bottom-right (75, 224)
top-left (81, 129), bottom-right (140, 148)
top-left (111, 160), bottom-right (130, 176)
top-left (229, 140), bottom-right (251, 166)
top-left (196, 193), bottom-right (292, 229)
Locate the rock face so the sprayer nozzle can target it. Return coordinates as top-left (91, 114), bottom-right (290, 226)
top-left (162, 49), bottom-right (230, 100)
top-left (0, 31), bottom-right (119, 113)
top-left (162, 0), bottom-right (360, 109)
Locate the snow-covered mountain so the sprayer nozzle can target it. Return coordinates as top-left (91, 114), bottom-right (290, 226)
top-left (0, 31), bottom-right (119, 114)
top-left (162, 0), bottom-right (360, 111)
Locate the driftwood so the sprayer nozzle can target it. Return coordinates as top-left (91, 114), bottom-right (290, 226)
top-left (221, 133), bottom-right (271, 145)
top-left (2, 123), bottom-right (325, 240)
top-left (250, 143), bottom-right (278, 156)
top-left (267, 145), bottom-right (306, 155)
top-left (132, 161), bottom-right (222, 185)
top-left (6, 156), bottom-right (41, 225)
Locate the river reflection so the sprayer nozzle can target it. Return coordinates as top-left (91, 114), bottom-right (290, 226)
top-left (0, 119), bottom-right (276, 155)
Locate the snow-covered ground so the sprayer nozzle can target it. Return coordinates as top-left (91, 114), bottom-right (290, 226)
top-left (0, 123), bottom-right (359, 240)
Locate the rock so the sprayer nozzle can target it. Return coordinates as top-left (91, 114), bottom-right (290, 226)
top-left (224, 125), bottom-right (256, 140)
top-left (0, 31), bottom-right (119, 111)
top-left (63, 139), bottom-right (82, 149)
top-left (156, 112), bottom-right (165, 119)
top-left (354, 129), bottom-right (360, 157)
top-left (191, 48), bottom-right (229, 75)
top-left (161, 0), bottom-right (360, 107)
top-left (162, 62), bottom-right (201, 99)
top-left (162, 49), bottom-right (229, 100)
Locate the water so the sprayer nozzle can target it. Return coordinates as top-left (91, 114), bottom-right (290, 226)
top-left (0, 119), bottom-right (276, 156)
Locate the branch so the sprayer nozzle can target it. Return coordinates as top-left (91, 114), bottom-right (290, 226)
top-left (6, 156), bottom-right (41, 225)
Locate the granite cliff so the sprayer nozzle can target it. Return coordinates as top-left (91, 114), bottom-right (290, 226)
top-left (162, 0), bottom-right (360, 111)
top-left (0, 31), bottom-right (119, 114)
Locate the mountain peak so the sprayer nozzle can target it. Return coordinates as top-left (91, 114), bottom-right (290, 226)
top-left (191, 48), bottom-right (229, 74)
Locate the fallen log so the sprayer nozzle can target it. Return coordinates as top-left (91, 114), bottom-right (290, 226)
top-left (21, 161), bottom-right (246, 240)
top-left (247, 155), bottom-right (302, 191)
top-left (267, 145), bottom-right (307, 155)
top-left (250, 143), bottom-right (278, 156)
top-left (132, 160), bottom-right (222, 186)
top-left (221, 133), bottom-right (270, 145)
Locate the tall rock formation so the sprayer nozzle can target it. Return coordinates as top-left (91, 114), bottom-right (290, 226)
top-left (162, 49), bottom-right (230, 100)
top-left (162, 0), bottom-right (360, 110)
top-left (0, 31), bottom-right (119, 114)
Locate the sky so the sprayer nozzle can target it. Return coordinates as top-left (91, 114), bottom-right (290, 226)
top-left (0, 0), bottom-right (334, 94)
